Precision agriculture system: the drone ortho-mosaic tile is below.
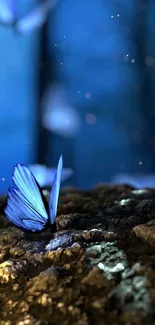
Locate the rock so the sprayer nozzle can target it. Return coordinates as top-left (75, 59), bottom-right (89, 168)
top-left (0, 184), bottom-right (155, 324)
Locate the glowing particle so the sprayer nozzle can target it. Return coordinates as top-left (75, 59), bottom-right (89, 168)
top-left (139, 161), bottom-right (142, 165)
top-left (111, 15), bottom-right (114, 18)
top-left (131, 59), bottom-right (135, 63)
top-left (145, 56), bottom-right (155, 67)
top-left (2, 178), bottom-right (5, 181)
top-left (123, 54), bottom-right (129, 62)
top-left (77, 91), bottom-right (80, 94)
top-left (85, 92), bottom-right (91, 99)
top-left (117, 14), bottom-right (120, 17)
top-left (86, 113), bottom-right (96, 125)
top-left (55, 44), bottom-right (57, 47)
top-left (60, 62), bottom-right (63, 65)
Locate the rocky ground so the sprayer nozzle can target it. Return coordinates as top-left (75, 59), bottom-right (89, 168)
top-left (0, 184), bottom-right (155, 325)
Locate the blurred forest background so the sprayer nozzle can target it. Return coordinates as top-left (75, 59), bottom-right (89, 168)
top-left (0, 0), bottom-right (155, 194)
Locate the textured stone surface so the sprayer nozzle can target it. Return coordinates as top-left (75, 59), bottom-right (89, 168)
top-left (0, 185), bottom-right (155, 324)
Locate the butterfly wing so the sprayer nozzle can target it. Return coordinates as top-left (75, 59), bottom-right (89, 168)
top-left (15, 0), bottom-right (58, 34)
top-left (0, 0), bottom-right (15, 25)
top-left (49, 155), bottom-right (63, 224)
top-left (5, 164), bottom-right (48, 232)
top-left (28, 164), bottom-right (73, 187)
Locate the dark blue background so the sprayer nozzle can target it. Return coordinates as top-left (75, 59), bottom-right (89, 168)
top-left (0, 0), bottom-right (155, 193)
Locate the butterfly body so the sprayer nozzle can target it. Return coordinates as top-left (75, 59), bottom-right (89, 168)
top-left (5, 155), bottom-right (63, 233)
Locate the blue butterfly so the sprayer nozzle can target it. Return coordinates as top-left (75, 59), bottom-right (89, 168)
top-left (0, 0), bottom-right (59, 33)
top-left (4, 155), bottom-right (63, 232)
